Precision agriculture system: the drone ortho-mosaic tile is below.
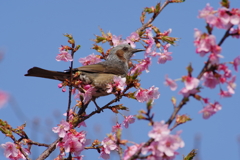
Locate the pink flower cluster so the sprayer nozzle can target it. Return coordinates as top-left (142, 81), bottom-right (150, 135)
top-left (179, 76), bottom-right (200, 97)
top-left (123, 144), bottom-right (142, 160)
top-left (143, 28), bottom-right (173, 64)
top-left (144, 28), bottom-right (155, 55)
top-left (194, 29), bottom-right (221, 60)
top-left (100, 134), bottom-right (118, 159)
top-left (152, 44), bottom-right (173, 64)
top-left (1, 142), bottom-right (30, 160)
top-left (56, 46), bottom-right (73, 62)
top-left (52, 120), bottom-right (90, 159)
top-left (107, 76), bottom-right (126, 93)
top-left (52, 120), bottom-right (71, 138)
top-left (143, 121), bottom-right (184, 158)
top-left (135, 86), bottom-right (160, 103)
top-left (112, 32), bottom-right (140, 48)
top-left (100, 115), bottom-right (135, 159)
top-left (129, 57), bottom-right (151, 75)
top-left (111, 115), bottom-right (135, 132)
top-left (79, 53), bottom-right (102, 66)
top-left (77, 85), bottom-right (96, 104)
top-left (124, 121), bottom-right (184, 159)
top-left (201, 64), bottom-right (236, 98)
top-left (199, 4), bottom-right (240, 29)
top-left (123, 115), bottom-right (135, 128)
top-left (194, 4), bottom-right (239, 99)
top-left (56, 131), bottom-right (90, 158)
top-left (199, 101), bottom-right (222, 119)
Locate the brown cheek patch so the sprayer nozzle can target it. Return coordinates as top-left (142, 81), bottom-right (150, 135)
top-left (116, 49), bottom-right (126, 62)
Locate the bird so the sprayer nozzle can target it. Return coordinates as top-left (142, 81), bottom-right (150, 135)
top-left (25, 44), bottom-right (144, 113)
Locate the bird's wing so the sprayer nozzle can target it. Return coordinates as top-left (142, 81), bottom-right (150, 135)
top-left (72, 63), bottom-right (125, 75)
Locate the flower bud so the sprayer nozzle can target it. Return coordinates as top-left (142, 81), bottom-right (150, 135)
top-left (68, 39), bottom-right (75, 44)
top-left (176, 114), bottom-right (191, 124)
top-left (58, 83), bottom-right (63, 88)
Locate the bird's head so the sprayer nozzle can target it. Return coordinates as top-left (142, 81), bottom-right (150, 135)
top-left (107, 44), bottom-right (145, 62)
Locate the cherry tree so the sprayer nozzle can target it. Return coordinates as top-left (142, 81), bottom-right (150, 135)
top-left (0, 0), bottom-right (240, 159)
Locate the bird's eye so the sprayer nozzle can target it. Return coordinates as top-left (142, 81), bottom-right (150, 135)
top-left (123, 47), bottom-right (128, 51)
top-left (128, 43), bottom-right (131, 46)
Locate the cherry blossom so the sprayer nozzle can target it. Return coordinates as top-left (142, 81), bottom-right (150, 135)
top-left (164, 75), bottom-right (177, 91)
top-left (179, 88), bottom-right (199, 97)
top-left (209, 7), bottom-right (231, 29)
top-left (198, 3), bottom-right (215, 20)
top-left (183, 76), bottom-right (200, 91)
top-left (78, 85), bottom-right (96, 104)
top-left (141, 141), bottom-right (163, 159)
top-left (100, 148), bottom-right (110, 160)
top-left (199, 101), bottom-right (222, 119)
top-left (230, 25), bottom-right (240, 39)
top-left (112, 35), bottom-right (124, 47)
top-left (199, 4), bottom-right (240, 29)
top-left (194, 32), bottom-right (220, 56)
top-left (144, 28), bottom-right (155, 56)
top-left (158, 52), bottom-right (172, 64)
top-left (209, 52), bottom-right (223, 65)
top-left (230, 8), bottom-right (240, 25)
top-left (157, 44), bottom-right (173, 64)
top-left (57, 131), bottom-right (90, 156)
top-left (220, 75), bottom-right (237, 97)
top-left (147, 86), bottom-right (161, 100)
top-left (179, 76), bottom-right (199, 97)
top-left (135, 88), bottom-right (148, 102)
top-left (157, 133), bottom-right (184, 157)
top-left (126, 32), bottom-right (140, 48)
top-left (161, 28), bottom-right (172, 36)
top-left (148, 121), bottom-right (170, 141)
top-left (1, 142), bottom-right (18, 159)
top-left (123, 115), bottom-right (135, 128)
top-left (219, 89), bottom-right (232, 98)
top-left (112, 123), bottom-right (122, 132)
top-left (107, 76), bottom-right (126, 93)
top-left (129, 57), bottom-right (151, 75)
top-left (227, 75), bottom-right (236, 94)
top-left (202, 72), bottom-right (219, 89)
top-left (233, 55), bottom-right (240, 71)
top-left (123, 144), bottom-right (141, 160)
top-left (113, 76), bottom-right (126, 92)
top-left (56, 50), bottom-right (73, 62)
top-left (100, 134), bottom-right (117, 159)
top-left (79, 53), bottom-right (102, 66)
top-left (135, 86), bottom-right (160, 103)
top-left (52, 120), bottom-right (71, 138)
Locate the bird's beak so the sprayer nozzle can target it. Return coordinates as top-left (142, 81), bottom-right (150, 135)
top-left (132, 48), bottom-right (145, 53)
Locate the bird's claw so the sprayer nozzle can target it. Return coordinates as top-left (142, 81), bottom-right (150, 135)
top-left (93, 99), bottom-right (103, 113)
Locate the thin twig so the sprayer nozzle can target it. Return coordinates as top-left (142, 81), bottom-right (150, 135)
top-left (66, 43), bottom-right (76, 122)
top-left (136, 0), bottom-right (170, 33)
top-left (28, 141), bottom-right (49, 147)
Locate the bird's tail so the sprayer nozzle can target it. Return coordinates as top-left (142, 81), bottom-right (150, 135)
top-left (25, 67), bottom-right (70, 81)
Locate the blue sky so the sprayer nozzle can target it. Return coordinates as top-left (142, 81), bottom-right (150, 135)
top-left (0, 0), bottom-right (240, 160)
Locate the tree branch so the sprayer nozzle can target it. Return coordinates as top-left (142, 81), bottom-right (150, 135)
top-left (136, 0), bottom-right (170, 33)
